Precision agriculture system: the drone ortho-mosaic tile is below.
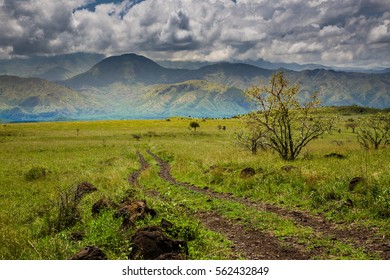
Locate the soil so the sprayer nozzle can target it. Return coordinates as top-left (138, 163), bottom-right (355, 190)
top-left (196, 211), bottom-right (310, 259)
top-left (126, 150), bottom-right (389, 259)
top-left (128, 151), bottom-right (149, 185)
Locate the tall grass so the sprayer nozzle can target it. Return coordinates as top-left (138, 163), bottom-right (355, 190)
top-left (0, 114), bottom-right (388, 259)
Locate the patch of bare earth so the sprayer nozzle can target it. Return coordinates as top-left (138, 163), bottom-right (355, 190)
top-left (144, 150), bottom-right (313, 259)
top-left (197, 211), bottom-right (309, 259)
top-left (146, 150), bottom-right (389, 260)
top-left (128, 151), bottom-right (149, 185)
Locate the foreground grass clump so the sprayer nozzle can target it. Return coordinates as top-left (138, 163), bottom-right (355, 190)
top-left (0, 110), bottom-right (389, 259)
top-left (25, 166), bottom-right (50, 181)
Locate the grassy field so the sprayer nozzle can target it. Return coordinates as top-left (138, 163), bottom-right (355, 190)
top-left (0, 110), bottom-right (389, 260)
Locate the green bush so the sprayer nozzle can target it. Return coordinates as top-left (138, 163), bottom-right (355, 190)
top-left (25, 166), bottom-right (49, 181)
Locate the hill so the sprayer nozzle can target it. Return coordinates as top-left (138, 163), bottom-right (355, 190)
top-left (0, 75), bottom-right (99, 121)
top-left (0, 53), bottom-right (105, 80)
top-left (1, 53), bottom-right (389, 121)
top-left (65, 53), bottom-right (188, 89)
top-left (37, 66), bottom-right (75, 82)
top-left (137, 80), bottom-right (250, 118)
top-left (287, 70), bottom-right (390, 108)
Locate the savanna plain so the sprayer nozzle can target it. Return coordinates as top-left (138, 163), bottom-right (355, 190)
top-left (0, 109), bottom-right (389, 260)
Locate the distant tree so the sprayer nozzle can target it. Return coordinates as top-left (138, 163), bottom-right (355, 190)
top-left (345, 119), bottom-right (358, 133)
top-left (245, 71), bottom-right (334, 160)
top-left (357, 114), bottom-right (390, 149)
top-left (189, 121), bottom-right (200, 132)
top-left (345, 122), bottom-right (359, 133)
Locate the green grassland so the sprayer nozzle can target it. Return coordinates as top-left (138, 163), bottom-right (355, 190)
top-left (0, 109), bottom-right (389, 260)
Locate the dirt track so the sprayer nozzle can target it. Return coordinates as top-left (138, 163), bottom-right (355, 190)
top-left (128, 150), bottom-right (389, 259)
top-left (128, 151), bottom-right (149, 185)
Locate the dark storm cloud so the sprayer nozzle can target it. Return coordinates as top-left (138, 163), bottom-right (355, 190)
top-left (0, 0), bottom-right (388, 68)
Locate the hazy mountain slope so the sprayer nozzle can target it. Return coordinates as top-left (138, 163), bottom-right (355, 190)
top-left (0, 75), bottom-right (97, 121)
top-left (0, 53), bottom-right (105, 79)
top-left (287, 70), bottom-right (390, 108)
top-left (37, 66), bottom-right (75, 81)
top-left (178, 62), bottom-right (272, 88)
top-left (136, 80), bottom-right (250, 118)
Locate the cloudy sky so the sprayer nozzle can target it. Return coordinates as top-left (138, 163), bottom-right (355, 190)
top-left (1, 0), bottom-right (389, 68)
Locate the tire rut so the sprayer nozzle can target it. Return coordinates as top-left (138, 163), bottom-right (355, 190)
top-left (144, 150), bottom-right (313, 259)
top-left (196, 211), bottom-right (309, 259)
top-left (146, 150), bottom-right (389, 259)
top-left (144, 187), bottom-right (309, 259)
top-left (128, 151), bottom-right (150, 185)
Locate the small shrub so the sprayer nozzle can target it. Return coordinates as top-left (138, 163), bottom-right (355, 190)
top-left (132, 134), bottom-right (141, 141)
top-left (56, 186), bottom-right (82, 232)
top-left (44, 184), bottom-right (96, 234)
top-left (25, 166), bottom-right (49, 181)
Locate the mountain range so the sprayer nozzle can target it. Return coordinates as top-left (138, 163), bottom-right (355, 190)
top-left (0, 53), bottom-right (389, 122)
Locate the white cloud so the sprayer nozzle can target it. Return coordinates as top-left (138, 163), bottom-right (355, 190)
top-left (368, 20), bottom-right (390, 43)
top-left (319, 25), bottom-right (344, 37)
top-left (0, 0), bottom-right (389, 68)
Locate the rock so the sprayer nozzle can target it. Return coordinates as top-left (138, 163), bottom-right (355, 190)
top-left (70, 231), bottom-right (85, 241)
top-left (281, 165), bottom-right (297, 172)
top-left (349, 177), bottom-right (364, 191)
top-left (129, 226), bottom-right (187, 260)
top-left (92, 198), bottom-right (117, 215)
top-left (325, 153), bottom-right (346, 159)
top-left (114, 200), bottom-right (157, 229)
top-left (70, 246), bottom-right (107, 260)
top-left (240, 167), bottom-right (256, 178)
top-left (75, 182), bottom-right (97, 201)
top-left (161, 218), bottom-right (174, 229)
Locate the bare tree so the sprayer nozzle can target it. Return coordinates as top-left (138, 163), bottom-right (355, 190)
top-left (245, 71), bottom-right (334, 160)
top-left (345, 119), bottom-right (358, 133)
top-left (357, 114), bottom-right (390, 149)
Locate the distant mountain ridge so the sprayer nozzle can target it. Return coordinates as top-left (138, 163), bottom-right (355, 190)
top-left (1, 52), bottom-right (389, 122)
top-left (0, 53), bottom-right (105, 81)
top-left (0, 75), bottom-right (100, 121)
top-left (65, 53), bottom-right (187, 88)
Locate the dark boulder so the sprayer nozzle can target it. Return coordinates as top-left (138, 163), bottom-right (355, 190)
top-left (240, 167), bottom-right (256, 178)
top-left (349, 177), bottom-right (364, 191)
top-left (115, 200), bottom-right (157, 229)
top-left (75, 182), bottom-right (97, 201)
top-left (161, 218), bottom-right (174, 229)
top-left (325, 153), bottom-right (346, 159)
top-left (281, 165), bottom-right (297, 172)
top-left (91, 197), bottom-right (117, 216)
top-left (70, 246), bottom-right (107, 260)
top-left (70, 231), bottom-right (85, 241)
top-left (129, 226), bottom-right (187, 260)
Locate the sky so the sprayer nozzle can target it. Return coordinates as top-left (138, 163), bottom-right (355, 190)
top-left (0, 0), bottom-right (389, 68)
